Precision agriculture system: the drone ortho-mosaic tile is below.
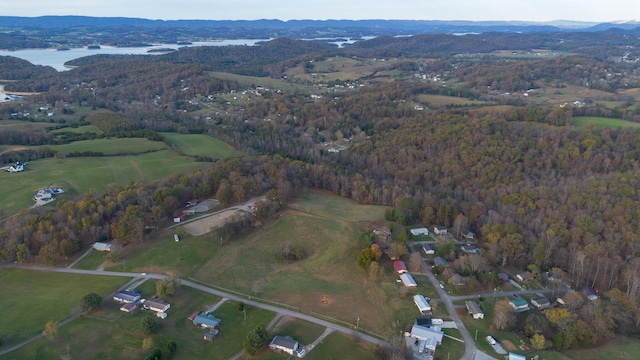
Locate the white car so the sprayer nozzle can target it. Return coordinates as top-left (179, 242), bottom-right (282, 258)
top-left (140, 272), bottom-right (147, 276)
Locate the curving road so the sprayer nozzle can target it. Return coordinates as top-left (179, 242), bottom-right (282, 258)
top-left (0, 264), bottom-right (385, 356)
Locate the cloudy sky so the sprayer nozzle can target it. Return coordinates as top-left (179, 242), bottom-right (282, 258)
top-left (4, 0), bottom-right (640, 23)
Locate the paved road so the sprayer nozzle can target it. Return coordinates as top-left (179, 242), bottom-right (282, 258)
top-left (0, 264), bottom-right (385, 356)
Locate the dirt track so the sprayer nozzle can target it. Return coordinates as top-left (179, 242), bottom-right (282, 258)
top-left (182, 208), bottom-right (246, 236)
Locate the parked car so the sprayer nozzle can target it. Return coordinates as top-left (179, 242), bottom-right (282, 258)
top-left (486, 336), bottom-right (497, 345)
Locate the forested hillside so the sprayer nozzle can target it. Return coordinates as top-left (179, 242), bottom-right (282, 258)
top-left (2, 30), bottom-right (640, 350)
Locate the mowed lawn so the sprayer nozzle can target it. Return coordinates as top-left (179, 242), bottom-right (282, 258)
top-left (0, 149), bottom-right (209, 215)
top-left (0, 269), bottom-right (127, 350)
top-left (103, 230), bottom-right (221, 277)
top-left (50, 124), bottom-right (103, 134)
top-left (193, 190), bottom-right (393, 335)
top-left (8, 285), bottom-right (277, 360)
top-left (572, 116), bottom-right (640, 129)
top-left (160, 132), bottom-right (242, 158)
top-left (51, 138), bottom-right (168, 155)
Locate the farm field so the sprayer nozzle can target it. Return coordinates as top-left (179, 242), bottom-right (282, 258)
top-left (209, 72), bottom-right (318, 93)
top-left (571, 116), bottom-right (640, 129)
top-left (160, 132), bottom-right (242, 159)
top-left (0, 149), bottom-right (209, 215)
top-left (191, 189), bottom-right (397, 335)
top-left (50, 137), bottom-right (168, 155)
top-left (50, 124), bottom-right (103, 134)
top-left (0, 269), bottom-right (127, 351)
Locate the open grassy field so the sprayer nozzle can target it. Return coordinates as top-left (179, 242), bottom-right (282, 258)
top-left (160, 132), bottom-right (242, 158)
top-left (572, 116), bottom-right (640, 129)
top-left (104, 230), bottom-right (221, 277)
top-left (0, 269), bottom-right (127, 351)
top-left (0, 120), bottom-right (53, 130)
top-left (50, 124), bottom-right (103, 134)
top-left (0, 149), bottom-right (209, 215)
top-left (209, 72), bottom-right (318, 93)
top-left (271, 317), bottom-right (326, 345)
top-left (73, 249), bottom-right (109, 270)
top-left (191, 189), bottom-right (395, 335)
top-left (299, 331), bottom-right (377, 360)
top-left (51, 138), bottom-right (169, 155)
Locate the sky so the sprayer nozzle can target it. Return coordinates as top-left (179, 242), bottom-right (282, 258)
top-left (3, 0), bottom-right (640, 23)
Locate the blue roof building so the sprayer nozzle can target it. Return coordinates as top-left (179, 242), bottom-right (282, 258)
top-left (193, 313), bottom-right (221, 329)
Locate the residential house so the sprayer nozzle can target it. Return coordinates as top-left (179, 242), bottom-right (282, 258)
top-left (92, 242), bottom-right (112, 252)
top-left (433, 226), bottom-right (448, 235)
top-left (400, 273), bottom-right (417, 288)
top-left (269, 336), bottom-right (299, 355)
top-left (435, 257), bottom-right (449, 267)
top-left (410, 228), bottom-right (430, 236)
top-left (113, 290), bottom-right (141, 304)
top-left (394, 260), bottom-right (408, 274)
top-left (413, 294), bottom-right (431, 314)
top-left (508, 353), bottom-right (526, 360)
top-left (465, 301), bottom-right (484, 319)
top-left (531, 296), bottom-right (551, 309)
top-left (120, 302), bottom-right (139, 313)
top-left (461, 230), bottom-right (475, 240)
top-left (193, 312), bottom-right (221, 330)
top-left (449, 273), bottom-right (465, 286)
top-left (144, 298), bottom-right (171, 313)
top-left (510, 297), bottom-right (530, 312)
top-left (422, 244), bottom-right (435, 255)
top-left (373, 226), bottom-right (391, 239)
top-left (498, 273), bottom-right (510, 281)
top-left (203, 329), bottom-right (219, 341)
top-left (461, 244), bottom-right (480, 254)
top-left (409, 324), bottom-right (444, 349)
top-left (516, 272), bottom-right (532, 283)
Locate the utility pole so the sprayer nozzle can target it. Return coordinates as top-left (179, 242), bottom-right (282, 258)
top-left (356, 317), bottom-right (360, 332)
top-left (475, 329), bottom-right (478, 341)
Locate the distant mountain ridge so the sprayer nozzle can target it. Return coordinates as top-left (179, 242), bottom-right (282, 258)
top-left (1, 15), bottom-right (639, 34)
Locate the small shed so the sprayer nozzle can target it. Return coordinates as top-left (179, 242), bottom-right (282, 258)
top-left (203, 329), bottom-right (219, 341)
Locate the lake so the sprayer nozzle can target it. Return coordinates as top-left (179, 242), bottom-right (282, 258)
top-left (0, 39), bottom-right (269, 71)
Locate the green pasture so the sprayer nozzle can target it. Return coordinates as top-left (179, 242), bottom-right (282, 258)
top-left (300, 331), bottom-right (377, 360)
top-left (160, 132), bottom-right (242, 159)
top-left (571, 116), bottom-right (640, 129)
top-left (51, 138), bottom-right (168, 155)
top-left (104, 231), bottom-right (220, 277)
top-left (0, 269), bottom-right (127, 351)
top-left (73, 250), bottom-right (109, 270)
top-left (51, 124), bottom-right (103, 134)
top-left (0, 149), bottom-right (209, 215)
top-left (0, 119), bottom-right (53, 130)
top-left (272, 318), bottom-right (326, 345)
top-left (437, 328), bottom-right (465, 360)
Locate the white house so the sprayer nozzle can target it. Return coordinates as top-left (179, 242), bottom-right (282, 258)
top-left (409, 324), bottom-right (444, 348)
top-left (508, 353), bottom-right (526, 360)
top-left (434, 226), bottom-right (448, 235)
top-left (143, 298), bottom-right (171, 313)
top-left (93, 242), bottom-right (112, 252)
top-left (413, 294), bottom-right (431, 314)
top-left (7, 161), bottom-right (25, 173)
top-left (410, 228), bottom-right (430, 236)
top-left (269, 336), bottom-right (299, 355)
top-left (422, 244), bottom-right (435, 255)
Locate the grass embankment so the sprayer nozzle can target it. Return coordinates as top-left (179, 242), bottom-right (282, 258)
top-left (0, 269), bottom-right (127, 351)
top-left (571, 116), bottom-right (640, 129)
top-left (160, 132), bottom-right (242, 158)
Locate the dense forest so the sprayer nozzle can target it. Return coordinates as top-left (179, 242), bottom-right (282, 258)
top-left (2, 30), bottom-right (640, 350)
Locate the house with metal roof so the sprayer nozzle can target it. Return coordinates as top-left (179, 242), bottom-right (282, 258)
top-left (400, 273), bottom-right (417, 288)
top-left (465, 301), bottom-right (484, 319)
top-left (413, 294), bottom-right (431, 314)
top-left (193, 312), bottom-right (221, 330)
top-left (394, 260), bottom-right (408, 274)
top-left (144, 298), bottom-right (171, 313)
top-left (113, 290), bottom-right (141, 304)
top-left (269, 336), bottom-right (299, 355)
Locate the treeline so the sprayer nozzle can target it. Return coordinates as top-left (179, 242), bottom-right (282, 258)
top-left (0, 56), bottom-right (57, 80)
